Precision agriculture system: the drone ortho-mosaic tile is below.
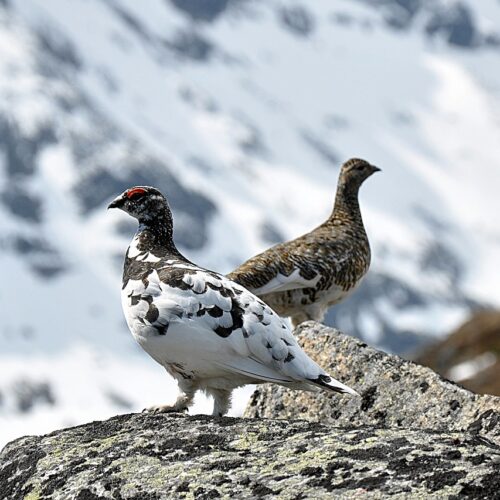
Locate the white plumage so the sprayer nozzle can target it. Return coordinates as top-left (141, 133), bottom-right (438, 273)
top-left (109, 186), bottom-right (358, 416)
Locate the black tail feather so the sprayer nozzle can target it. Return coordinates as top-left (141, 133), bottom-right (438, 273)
top-left (307, 374), bottom-right (358, 395)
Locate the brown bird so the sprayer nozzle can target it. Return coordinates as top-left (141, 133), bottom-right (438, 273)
top-left (228, 158), bottom-right (380, 328)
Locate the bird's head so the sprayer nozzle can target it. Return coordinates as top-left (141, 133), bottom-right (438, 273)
top-left (339, 158), bottom-right (381, 189)
top-left (107, 186), bottom-right (169, 222)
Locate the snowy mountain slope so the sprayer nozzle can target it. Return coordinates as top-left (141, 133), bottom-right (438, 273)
top-left (1, 0), bottom-right (500, 446)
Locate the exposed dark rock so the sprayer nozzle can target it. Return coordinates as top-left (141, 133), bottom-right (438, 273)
top-left (0, 187), bottom-right (43, 223)
top-left (234, 116), bottom-right (269, 158)
top-left (11, 380), bottom-right (56, 413)
top-left (356, 0), bottom-right (498, 49)
top-left (381, 0), bottom-right (423, 30)
top-left (414, 205), bottom-right (450, 233)
top-left (108, 2), bottom-right (153, 43)
top-left (105, 391), bottom-right (133, 410)
top-left (259, 221), bottom-right (285, 245)
top-left (0, 118), bottom-right (57, 178)
top-left (391, 109), bottom-right (415, 125)
top-left (323, 114), bottom-right (350, 130)
top-left (484, 33), bottom-right (500, 48)
top-left (30, 262), bottom-right (67, 279)
top-left (331, 11), bottom-right (355, 26)
top-left (246, 323), bottom-right (500, 447)
top-left (11, 235), bottom-right (67, 278)
top-left (169, 30), bottom-right (215, 61)
top-left (106, 2), bottom-right (224, 63)
top-left (420, 240), bottom-right (463, 285)
top-left (300, 129), bottom-right (340, 167)
top-left (425, 3), bottom-right (477, 48)
top-left (35, 27), bottom-right (83, 70)
top-left (13, 236), bottom-right (53, 255)
top-left (278, 5), bottom-right (315, 37)
top-left (1, 411), bottom-right (499, 498)
top-left (169, 0), bottom-right (233, 23)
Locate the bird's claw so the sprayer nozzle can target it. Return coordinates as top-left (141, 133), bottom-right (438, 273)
top-left (142, 404), bottom-right (188, 414)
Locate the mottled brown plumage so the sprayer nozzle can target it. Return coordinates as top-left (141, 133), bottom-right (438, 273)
top-left (228, 158), bottom-right (380, 327)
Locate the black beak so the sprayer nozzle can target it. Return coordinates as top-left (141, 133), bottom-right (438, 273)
top-left (371, 165), bottom-right (382, 173)
top-left (107, 197), bottom-right (124, 210)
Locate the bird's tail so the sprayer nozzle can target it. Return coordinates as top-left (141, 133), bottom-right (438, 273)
top-left (308, 373), bottom-right (359, 396)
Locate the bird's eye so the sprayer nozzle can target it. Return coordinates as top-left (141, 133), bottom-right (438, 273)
top-left (126, 187), bottom-right (147, 201)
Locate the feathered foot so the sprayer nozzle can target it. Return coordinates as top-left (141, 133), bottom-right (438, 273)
top-left (208, 388), bottom-right (232, 417)
top-left (143, 388), bottom-right (194, 414)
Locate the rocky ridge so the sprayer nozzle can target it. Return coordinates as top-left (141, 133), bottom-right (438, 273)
top-left (246, 323), bottom-right (500, 446)
top-left (1, 323), bottom-right (500, 498)
top-left (1, 412), bottom-right (500, 499)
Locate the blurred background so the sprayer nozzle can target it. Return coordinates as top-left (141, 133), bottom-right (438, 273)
top-left (1, 0), bottom-right (500, 447)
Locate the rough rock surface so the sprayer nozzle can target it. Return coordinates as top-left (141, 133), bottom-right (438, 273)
top-left (2, 323), bottom-right (500, 499)
top-left (2, 412), bottom-right (500, 499)
top-left (245, 322), bottom-right (500, 446)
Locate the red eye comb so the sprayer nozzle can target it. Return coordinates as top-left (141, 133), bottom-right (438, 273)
top-left (126, 187), bottom-right (147, 199)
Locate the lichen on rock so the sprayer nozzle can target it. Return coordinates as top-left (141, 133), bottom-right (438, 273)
top-left (1, 413), bottom-right (500, 499)
top-left (1, 322), bottom-right (499, 499)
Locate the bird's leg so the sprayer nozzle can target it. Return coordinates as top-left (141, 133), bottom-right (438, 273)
top-left (290, 312), bottom-right (310, 329)
top-left (145, 381), bottom-right (195, 414)
top-left (291, 305), bottom-right (326, 329)
top-left (208, 388), bottom-right (232, 417)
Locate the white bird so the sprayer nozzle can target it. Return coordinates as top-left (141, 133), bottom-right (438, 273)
top-left (108, 186), bottom-right (358, 416)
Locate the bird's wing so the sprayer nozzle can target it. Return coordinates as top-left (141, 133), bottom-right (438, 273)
top-left (138, 264), bottom-right (356, 394)
top-left (248, 267), bottom-right (321, 295)
top-left (228, 247), bottom-right (322, 295)
top-left (227, 233), bottom-right (355, 296)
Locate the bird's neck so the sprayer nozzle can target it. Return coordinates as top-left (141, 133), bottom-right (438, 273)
top-left (330, 180), bottom-right (365, 229)
top-left (132, 211), bottom-right (182, 259)
top-left (121, 207), bottom-right (191, 287)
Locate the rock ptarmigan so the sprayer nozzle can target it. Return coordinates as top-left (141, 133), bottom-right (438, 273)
top-left (108, 186), bottom-right (357, 416)
top-left (228, 158), bottom-right (380, 328)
